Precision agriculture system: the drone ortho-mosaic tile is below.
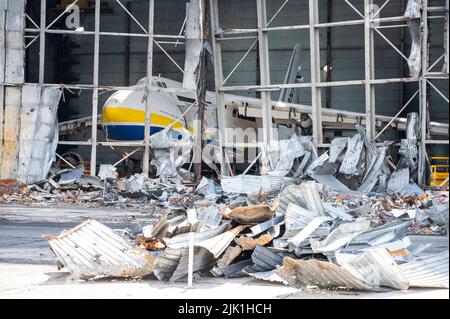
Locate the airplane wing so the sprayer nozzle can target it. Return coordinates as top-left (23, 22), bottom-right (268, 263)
top-left (222, 93), bottom-right (449, 136)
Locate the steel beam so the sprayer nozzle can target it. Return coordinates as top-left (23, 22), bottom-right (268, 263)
top-left (364, 0), bottom-right (376, 140)
top-left (90, 0), bottom-right (100, 176)
top-left (210, 0), bottom-right (228, 176)
top-left (309, 0), bottom-right (322, 147)
top-left (142, 0), bottom-right (154, 177)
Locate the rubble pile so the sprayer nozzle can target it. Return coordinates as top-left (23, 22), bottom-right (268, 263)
top-left (1, 119), bottom-right (449, 291)
top-left (43, 177), bottom-right (448, 290)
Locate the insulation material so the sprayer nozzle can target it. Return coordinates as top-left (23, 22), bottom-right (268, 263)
top-left (183, 0), bottom-right (204, 90)
top-left (17, 86), bottom-right (61, 184)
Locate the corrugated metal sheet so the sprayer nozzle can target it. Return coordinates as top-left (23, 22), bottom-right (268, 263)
top-left (274, 257), bottom-right (372, 291)
top-left (339, 134), bottom-right (364, 176)
top-left (244, 269), bottom-right (288, 285)
top-left (245, 245), bottom-right (284, 272)
top-left (170, 246), bottom-right (215, 282)
top-left (399, 183), bottom-right (425, 196)
top-left (387, 168), bottom-right (410, 194)
top-left (163, 224), bottom-right (229, 249)
top-left (197, 225), bottom-right (245, 258)
top-left (358, 147), bottom-right (387, 193)
top-left (399, 251), bottom-right (449, 288)
top-left (153, 248), bottom-right (182, 281)
top-left (329, 137), bottom-right (349, 163)
top-left (341, 247), bottom-right (409, 290)
top-left (312, 174), bottom-right (356, 195)
top-left (221, 175), bottom-right (295, 195)
top-left (278, 182), bottom-right (325, 217)
top-left (16, 86), bottom-right (61, 184)
top-left (285, 202), bottom-right (321, 230)
top-left (248, 213), bottom-right (284, 236)
top-left (47, 219), bottom-right (155, 279)
top-left (351, 220), bottom-right (412, 244)
top-left (288, 216), bottom-right (333, 247)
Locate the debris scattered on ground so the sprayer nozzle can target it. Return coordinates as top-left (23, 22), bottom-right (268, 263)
top-left (2, 120), bottom-right (449, 290)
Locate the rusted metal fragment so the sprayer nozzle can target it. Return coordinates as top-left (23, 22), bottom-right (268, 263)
top-left (0, 179), bottom-right (26, 195)
top-left (217, 245), bottom-right (243, 267)
top-left (197, 225), bottom-right (246, 258)
top-left (235, 234), bottom-right (273, 251)
top-left (229, 205), bottom-right (275, 225)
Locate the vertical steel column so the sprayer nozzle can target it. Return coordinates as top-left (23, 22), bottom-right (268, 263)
top-left (364, 0), bottom-right (376, 141)
top-left (142, 0), bottom-right (154, 177)
top-left (309, 0), bottom-right (322, 148)
top-left (90, 0), bottom-right (100, 176)
top-left (418, 0), bottom-right (429, 185)
top-left (256, 0), bottom-right (273, 149)
top-left (210, 0), bottom-right (228, 176)
top-left (39, 0), bottom-right (46, 84)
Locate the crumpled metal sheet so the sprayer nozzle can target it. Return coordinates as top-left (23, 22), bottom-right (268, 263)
top-left (46, 220), bottom-right (155, 280)
top-left (358, 147), bottom-right (387, 193)
top-left (276, 248), bottom-right (409, 291)
top-left (340, 247), bottom-right (410, 290)
top-left (405, 0), bottom-right (422, 78)
top-left (288, 216), bottom-right (333, 248)
top-left (310, 220), bottom-right (372, 253)
top-left (183, 0), bottom-right (203, 90)
top-left (197, 225), bottom-right (246, 258)
top-left (399, 139), bottom-right (419, 168)
top-left (399, 251), bottom-right (449, 288)
top-left (170, 246), bottom-right (216, 282)
top-left (247, 213), bottom-right (284, 237)
top-left (163, 224), bottom-right (229, 249)
top-left (58, 165), bottom-right (84, 185)
top-left (285, 203), bottom-right (322, 230)
top-left (351, 219), bottom-right (412, 245)
top-left (400, 183), bottom-right (425, 196)
top-left (278, 182), bottom-right (325, 217)
top-left (221, 175), bottom-right (295, 195)
top-left (387, 168), bottom-right (410, 194)
top-left (153, 248), bottom-right (183, 281)
top-left (329, 137), bottom-right (349, 163)
top-left (17, 86), bottom-right (62, 184)
top-left (244, 245), bottom-right (284, 272)
top-left (312, 174), bottom-right (357, 195)
top-left (267, 135), bottom-right (306, 173)
top-left (339, 134), bottom-right (364, 176)
top-left (244, 269), bottom-right (288, 285)
top-left (274, 257), bottom-right (373, 291)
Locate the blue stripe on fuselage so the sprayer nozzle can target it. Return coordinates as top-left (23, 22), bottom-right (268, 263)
top-left (103, 125), bottom-right (164, 141)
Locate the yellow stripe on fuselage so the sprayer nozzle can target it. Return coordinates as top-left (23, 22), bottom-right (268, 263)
top-left (102, 107), bottom-right (193, 132)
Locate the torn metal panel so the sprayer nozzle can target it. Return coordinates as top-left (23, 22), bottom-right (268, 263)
top-left (329, 137), bottom-right (349, 163)
top-left (405, 0), bottom-right (422, 78)
top-left (58, 165), bottom-right (84, 185)
top-left (292, 151), bottom-right (312, 178)
top-left (170, 246), bottom-right (216, 282)
top-left (310, 220), bottom-right (372, 253)
top-left (197, 225), bottom-right (246, 258)
top-left (17, 86), bottom-right (62, 184)
top-left (274, 257), bottom-right (372, 291)
top-left (244, 269), bottom-right (289, 285)
top-left (351, 220), bottom-right (412, 245)
top-left (323, 203), bottom-right (354, 221)
top-left (212, 259), bottom-right (253, 278)
top-left (341, 248), bottom-right (409, 290)
top-left (312, 174), bottom-right (356, 195)
top-left (387, 168), bottom-right (410, 194)
top-left (163, 224), bottom-right (229, 249)
top-left (221, 175), bottom-right (295, 195)
top-left (400, 183), bottom-right (425, 196)
top-left (153, 248), bottom-right (182, 281)
top-left (306, 152), bottom-right (329, 176)
top-left (339, 134), bottom-right (364, 176)
top-left (399, 251), bottom-right (449, 288)
top-left (285, 202), bottom-right (322, 230)
top-left (183, 0), bottom-right (203, 90)
top-left (267, 135), bottom-right (306, 173)
top-left (288, 216), bottom-right (333, 248)
top-left (399, 139), bottom-right (419, 168)
top-left (246, 245), bottom-right (284, 272)
top-left (247, 213), bottom-right (284, 237)
top-left (46, 220), bottom-right (155, 280)
top-left (358, 147), bottom-right (387, 193)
